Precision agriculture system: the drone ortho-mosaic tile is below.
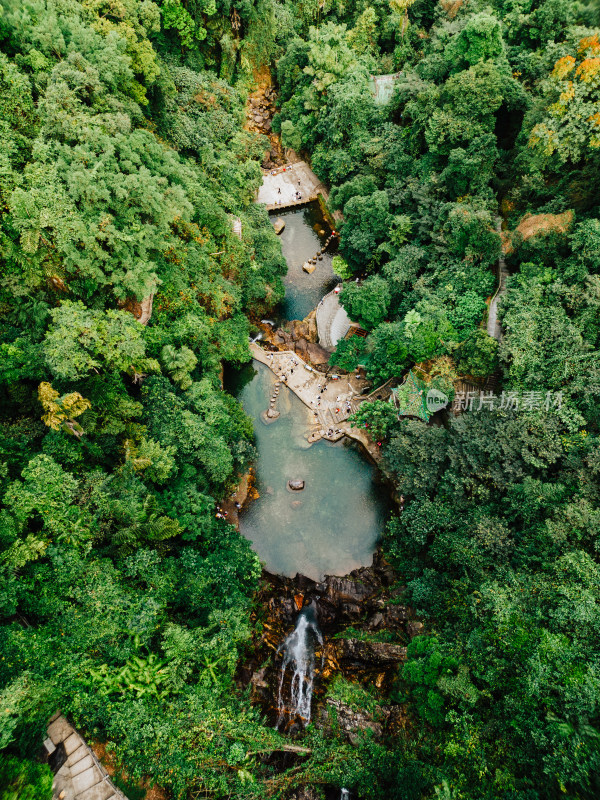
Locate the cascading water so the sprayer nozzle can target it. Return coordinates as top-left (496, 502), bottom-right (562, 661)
top-left (340, 789), bottom-right (350, 800)
top-left (276, 604), bottom-right (323, 726)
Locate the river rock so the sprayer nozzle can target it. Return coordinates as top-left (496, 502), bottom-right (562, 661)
top-left (338, 639), bottom-right (407, 665)
top-left (367, 612), bottom-right (385, 630)
top-left (291, 500), bottom-right (302, 509)
top-left (342, 602), bottom-right (362, 619)
top-left (383, 604), bottom-right (410, 626)
top-left (288, 479), bottom-right (305, 491)
top-left (249, 666), bottom-right (270, 705)
top-left (275, 329), bottom-right (293, 346)
top-left (273, 218), bottom-right (285, 235)
top-left (302, 261), bottom-right (316, 274)
top-left (407, 620), bottom-right (424, 637)
top-left (288, 788), bottom-right (321, 800)
top-left (266, 408), bottom-right (280, 419)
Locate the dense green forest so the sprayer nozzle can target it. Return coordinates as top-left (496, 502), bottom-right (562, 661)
top-left (1, 0), bottom-right (600, 798)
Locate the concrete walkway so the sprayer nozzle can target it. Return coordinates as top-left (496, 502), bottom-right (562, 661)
top-left (256, 162), bottom-right (327, 211)
top-left (316, 288), bottom-right (351, 349)
top-left (249, 343), bottom-right (383, 460)
top-left (487, 218), bottom-right (509, 341)
top-left (46, 713), bottom-right (127, 800)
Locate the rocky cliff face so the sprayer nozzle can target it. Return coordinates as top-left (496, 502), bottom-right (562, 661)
top-left (238, 550), bottom-right (423, 738)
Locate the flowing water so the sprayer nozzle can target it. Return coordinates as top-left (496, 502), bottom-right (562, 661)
top-left (275, 204), bottom-right (338, 322)
top-left (276, 605), bottom-right (323, 726)
top-left (228, 200), bottom-right (389, 737)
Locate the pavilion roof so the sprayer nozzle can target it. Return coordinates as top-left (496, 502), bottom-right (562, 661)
top-left (390, 370), bottom-right (431, 422)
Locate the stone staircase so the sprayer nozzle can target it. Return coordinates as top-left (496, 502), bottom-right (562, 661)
top-left (45, 713), bottom-right (127, 800)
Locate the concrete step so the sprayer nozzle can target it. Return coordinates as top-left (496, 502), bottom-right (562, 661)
top-left (77, 781), bottom-right (115, 800)
top-left (67, 744), bottom-right (89, 767)
top-left (48, 715), bottom-right (73, 745)
top-left (71, 754), bottom-right (94, 776)
top-left (63, 731), bottom-right (84, 756)
top-left (71, 765), bottom-right (101, 795)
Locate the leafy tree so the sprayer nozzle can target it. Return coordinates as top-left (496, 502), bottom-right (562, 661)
top-left (340, 190), bottom-right (392, 270)
top-left (453, 328), bottom-right (498, 378)
top-left (340, 276), bottom-right (391, 330)
top-left (0, 756), bottom-right (52, 800)
top-left (401, 636), bottom-right (459, 727)
top-left (38, 383), bottom-right (91, 438)
top-left (161, 345), bottom-right (198, 390)
top-left (43, 302), bottom-right (159, 381)
top-left (350, 399), bottom-right (399, 441)
top-left (530, 36), bottom-right (600, 163)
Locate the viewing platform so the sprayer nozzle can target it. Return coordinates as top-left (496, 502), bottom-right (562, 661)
top-left (257, 161), bottom-right (327, 212)
top-left (249, 342), bottom-right (384, 461)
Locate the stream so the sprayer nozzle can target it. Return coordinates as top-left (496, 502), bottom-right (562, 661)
top-left (275, 203), bottom-right (338, 321)
top-left (230, 202), bottom-right (389, 581)
top-left (228, 201), bottom-right (391, 747)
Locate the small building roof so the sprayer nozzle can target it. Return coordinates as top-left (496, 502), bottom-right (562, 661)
top-left (390, 370), bottom-right (431, 422)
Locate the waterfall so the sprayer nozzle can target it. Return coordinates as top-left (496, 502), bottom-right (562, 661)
top-left (249, 332), bottom-right (263, 343)
top-left (340, 790), bottom-right (350, 800)
top-left (276, 605), bottom-right (323, 726)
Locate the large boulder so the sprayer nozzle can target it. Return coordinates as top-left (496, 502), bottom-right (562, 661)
top-left (326, 576), bottom-right (377, 604)
top-left (318, 699), bottom-right (383, 745)
top-left (294, 338), bottom-right (308, 357)
top-left (274, 329), bottom-right (293, 347)
top-left (273, 217), bottom-right (285, 235)
top-left (305, 315), bottom-right (318, 343)
top-left (306, 342), bottom-right (330, 365)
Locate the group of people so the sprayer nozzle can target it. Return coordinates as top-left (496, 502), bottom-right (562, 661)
top-left (215, 500), bottom-right (243, 520)
top-left (273, 174), bottom-right (305, 205)
top-left (263, 350), bottom-right (356, 433)
top-left (275, 355), bottom-right (300, 385)
top-left (335, 395), bottom-right (352, 414)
